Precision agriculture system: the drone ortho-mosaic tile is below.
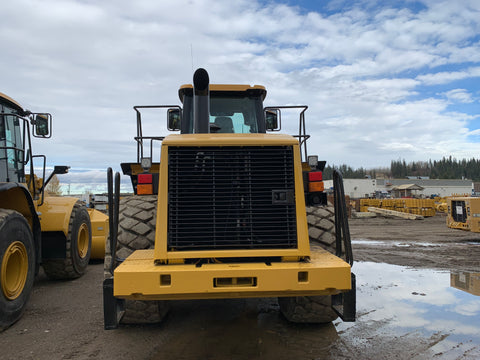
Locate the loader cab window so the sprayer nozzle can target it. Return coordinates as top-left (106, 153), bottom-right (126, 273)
top-left (209, 96), bottom-right (260, 134)
top-left (0, 105), bottom-right (24, 183)
top-left (181, 93), bottom-right (266, 134)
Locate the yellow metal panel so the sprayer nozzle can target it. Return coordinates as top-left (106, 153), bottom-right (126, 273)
top-left (153, 135), bottom-right (310, 261)
top-left (128, 163), bottom-right (160, 176)
top-left (0, 186), bottom-right (34, 229)
top-left (293, 145), bottom-right (310, 255)
top-left (114, 248), bottom-right (352, 300)
top-left (162, 133), bottom-right (299, 147)
top-left (87, 209), bottom-right (109, 259)
top-left (37, 196), bottom-right (78, 235)
top-left (178, 84), bottom-right (267, 102)
top-left (154, 146), bottom-right (170, 261)
top-left (446, 197), bottom-right (480, 233)
top-left (179, 84), bottom-right (266, 92)
top-left (0, 91), bottom-right (24, 112)
top-left (163, 248), bottom-right (307, 260)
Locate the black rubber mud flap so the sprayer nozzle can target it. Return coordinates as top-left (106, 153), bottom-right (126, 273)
top-left (103, 277), bottom-right (125, 330)
top-left (331, 273), bottom-right (356, 322)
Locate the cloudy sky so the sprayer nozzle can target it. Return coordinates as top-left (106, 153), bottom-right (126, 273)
top-left (2, 0), bottom-right (480, 193)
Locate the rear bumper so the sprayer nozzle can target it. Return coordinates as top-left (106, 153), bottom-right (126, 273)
top-left (112, 248), bottom-right (352, 300)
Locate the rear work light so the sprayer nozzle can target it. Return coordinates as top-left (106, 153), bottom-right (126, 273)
top-left (137, 173), bottom-right (153, 195)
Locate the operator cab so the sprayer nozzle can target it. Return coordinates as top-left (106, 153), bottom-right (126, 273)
top-left (0, 93), bottom-right (26, 183)
top-left (176, 84), bottom-right (268, 134)
top-left (0, 92), bottom-right (53, 199)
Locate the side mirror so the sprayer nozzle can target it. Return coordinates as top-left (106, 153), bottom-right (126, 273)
top-left (53, 165), bottom-right (70, 175)
top-left (265, 109), bottom-right (280, 131)
top-left (41, 165), bottom-right (70, 192)
top-left (167, 108), bottom-right (181, 131)
top-left (33, 113), bottom-right (52, 138)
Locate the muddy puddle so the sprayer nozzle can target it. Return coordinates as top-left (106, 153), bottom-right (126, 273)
top-left (150, 262), bottom-right (480, 360)
top-left (337, 262), bottom-right (480, 359)
top-left (352, 239), bottom-right (473, 247)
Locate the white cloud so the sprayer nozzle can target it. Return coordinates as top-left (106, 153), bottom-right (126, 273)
top-left (443, 89), bottom-right (474, 103)
top-left (417, 67), bottom-right (480, 86)
top-left (1, 0), bottom-right (480, 188)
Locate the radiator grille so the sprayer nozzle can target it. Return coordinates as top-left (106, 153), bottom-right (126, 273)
top-left (168, 146), bottom-right (297, 251)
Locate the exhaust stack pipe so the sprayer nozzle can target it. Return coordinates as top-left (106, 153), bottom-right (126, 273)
top-left (193, 68), bottom-right (210, 134)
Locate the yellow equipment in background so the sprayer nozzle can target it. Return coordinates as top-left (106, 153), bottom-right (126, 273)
top-left (446, 196), bottom-right (480, 233)
top-left (103, 69), bottom-right (355, 329)
top-left (360, 198), bottom-right (436, 217)
top-left (0, 92), bottom-right (108, 331)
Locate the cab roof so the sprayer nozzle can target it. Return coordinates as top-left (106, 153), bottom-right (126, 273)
top-left (178, 84), bottom-right (267, 103)
top-left (0, 91), bottom-right (24, 113)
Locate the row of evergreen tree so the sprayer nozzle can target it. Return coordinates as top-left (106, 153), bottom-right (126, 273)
top-left (323, 157), bottom-right (480, 181)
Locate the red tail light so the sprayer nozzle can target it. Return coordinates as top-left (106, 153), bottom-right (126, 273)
top-left (308, 171), bottom-right (322, 181)
top-left (137, 173), bottom-right (153, 195)
top-left (138, 173), bottom-right (153, 184)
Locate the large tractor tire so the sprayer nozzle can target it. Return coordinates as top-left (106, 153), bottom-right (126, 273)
top-left (42, 201), bottom-right (92, 279)
top-left (104, 195), bottom-right (169, 324)
top-left (0, 209), bottom-right (35, 331)
top-left (278, 295), bottom-right (337, 323)
top-left (278, 204), bottom-right (339, 323)
top-left (306, 205), bottom-right (341, 255)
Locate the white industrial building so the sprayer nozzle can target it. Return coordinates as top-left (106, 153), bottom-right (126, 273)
top-left (324, 178), bottom-right (473, 198)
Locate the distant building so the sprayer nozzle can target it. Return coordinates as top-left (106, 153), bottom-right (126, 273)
top-left (473, 182), bottom-right (480, 196)
top-left (324, 178), bottom-right (473, 198)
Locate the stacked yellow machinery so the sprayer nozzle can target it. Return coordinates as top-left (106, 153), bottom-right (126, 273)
top-left (0, 92), bottom-right (108, 331)
top-left (446, 196), bottom-right (480, 232)
top-left (433, 196), bottom-right (448, 213)
top-left (360, 198), bottom-right (436, 217)
top-left (103, 69), bottom-right (355, 328)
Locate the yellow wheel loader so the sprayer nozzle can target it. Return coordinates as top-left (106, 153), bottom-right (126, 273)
top-left (103, 69), bottom-right (355, 328)
top-left (0, 92), bottom-right (108, 331)
top-left (447, 196), bottom-right (480, 233)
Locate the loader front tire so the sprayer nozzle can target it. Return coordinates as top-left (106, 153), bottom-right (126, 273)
top-left (0, 209), bottom-right (35, 331)
top-left (43, 201), bottom-right (92, 279)
top-left (104, 195), bottom-right (169, 324)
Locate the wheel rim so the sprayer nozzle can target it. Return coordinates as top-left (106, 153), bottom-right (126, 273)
top-left (77, 223), bottom-right (89, 259)
top-left (1, 241), bottom-right (29, 300)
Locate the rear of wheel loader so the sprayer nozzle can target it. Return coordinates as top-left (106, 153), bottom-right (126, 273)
top-left (103, 69), bottom-right (355, 329)
top-left (447, 196), bottom-right (480, 233)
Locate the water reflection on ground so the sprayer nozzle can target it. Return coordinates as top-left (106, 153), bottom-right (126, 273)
top-left (150, 262), bottom-right (480, 360)
top-left (336, 262), bottom-right (480, 359)
top-left (451, 271), bottom-right (480, 296)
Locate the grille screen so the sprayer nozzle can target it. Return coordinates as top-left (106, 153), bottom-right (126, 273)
top-left (168, 146), bottom-right (297, 251)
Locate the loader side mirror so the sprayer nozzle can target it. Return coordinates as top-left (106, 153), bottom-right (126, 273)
top-left (41, 165), bottom-right (70, 191)
top-left (265, 109), bottom-right (280, 131)
top-left (167, 108), bottom-right (181, 131)
top-left (53, 165), bottom-right (70, 175)
top-left (33, 113), bottom-right (52, 138)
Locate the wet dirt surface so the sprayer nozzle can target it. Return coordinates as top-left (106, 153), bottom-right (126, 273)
top-left (0, 214), bottom-right (479, 359)
top-left (350, 214), bottom-right (480, 272)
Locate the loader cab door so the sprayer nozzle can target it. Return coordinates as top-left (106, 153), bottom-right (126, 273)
top-left (0, 105), bottom-right (25, 183)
